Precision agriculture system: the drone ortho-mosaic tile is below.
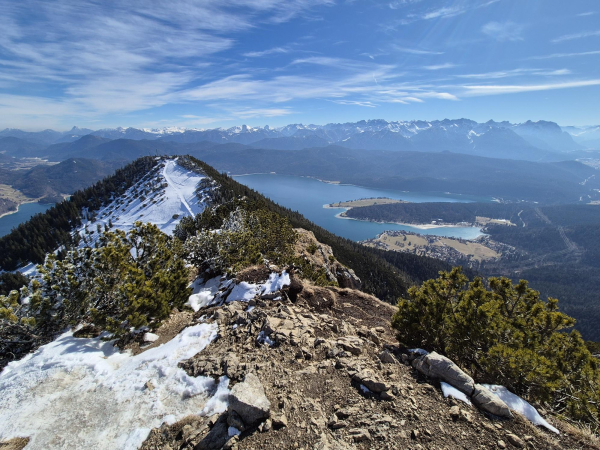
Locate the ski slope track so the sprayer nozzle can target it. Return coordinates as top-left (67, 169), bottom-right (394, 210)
top-left (78, 158), bottom-right (207, 246)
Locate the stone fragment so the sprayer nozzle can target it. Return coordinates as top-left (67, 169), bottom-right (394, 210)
top-left (497, 440), bottom-right (507, 449)
top-left (336, 337), bottom-right (363, 356)
top-left (378, 350), bottom-right (398, 364)
top-left (506, 433), bottom-right (525, 448)
top-left (228, 373), bottom-right (271, 426)
top-left (348, 428), bottom-right (371, 442)
top-left (471, 384), bottom-right (512, 418)
top-left (352, 369), bottom-right (390, 393)
top-left (272, 413), bottom-right (288, 429)
top-left (411, 352), bottom-right (475, 396)
top-left (449, 405), bottom-right (460, 420)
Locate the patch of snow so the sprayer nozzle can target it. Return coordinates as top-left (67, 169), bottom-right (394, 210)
top-left (143, 332), bottom-right (159, 342)
top-left (260, 271), bottom-right (290, 295)
top-left (441, 381), bottom-right (472, 405)
top-left (201, 376), bottom-right (230, 416)
top-left (0, 323), bottom-right (221, 449)
top-left (482, 384), bottom-right (559, 434)
top-left (228, 281), bottom-right (260, 303)
top-left (256, 331), bottom-right (275, 347)
top-left (228, 426), bottom-right (241, 437)
top-left (187, 276), bottom-right (222, 311)
top-left (246, 306), bottom-right (255, 313)
top-left (359, 384), bottom-right (371, 394)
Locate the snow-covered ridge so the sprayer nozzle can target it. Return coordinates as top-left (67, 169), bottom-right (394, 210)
top-left (77, 158), bottom-right (209, 246)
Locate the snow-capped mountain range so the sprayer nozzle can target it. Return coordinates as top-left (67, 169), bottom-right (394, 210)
top-left (1, 119), bottom-right (599, 162)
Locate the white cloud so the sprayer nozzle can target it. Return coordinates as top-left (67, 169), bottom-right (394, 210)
top-left (243, 47), bottom-right (289, 57)
top-left (331, 100), bottom-right (377, 107)
top-left (551, 30), bottom-right (600, 43)
top-left (393, 46), bottom-right (444, 55)
top-left (424, 63), bottom-right (457, 70)
top-left (529, 50), bottom-right (600, 60)
top-left (422, 6), bottom-right (464, 20)
top-left (462, 79), bottom-right (600, 96)
top-left (481, 21), bottom-right (524, 42)
top-left (457, 68), bottom-right (571, 79)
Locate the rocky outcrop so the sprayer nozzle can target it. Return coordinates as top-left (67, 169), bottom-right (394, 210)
top-left (412, 352), bottom-right (475, 396)
top-left (294, 228), bottom-right (362, 289)
top-left (142, 258), bottom-right (586, 450)
top-left (412, 352), bottom-right (513, 418)
top-left (472, 384), bottom-right (513, 418)
top-left (228, 373), bottom-right (271, 426)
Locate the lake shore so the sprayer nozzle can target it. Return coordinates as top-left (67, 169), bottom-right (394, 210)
top-left (0, 200), bottom-right (38, 220)
top-left (333, 210), bottom-right (476, 230)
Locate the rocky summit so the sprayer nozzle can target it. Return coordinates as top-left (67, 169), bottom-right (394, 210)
top-left (140, 233), bottom-right (597, 450)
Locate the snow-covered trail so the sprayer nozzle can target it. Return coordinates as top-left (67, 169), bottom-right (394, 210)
top-left (163, 159), bottom-right (194, 217)
top-left (77, 159), bottom-right (208, 244)
top-left (0, 323), bottom-right (229, 449)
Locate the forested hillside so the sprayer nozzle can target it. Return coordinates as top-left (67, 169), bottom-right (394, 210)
top-left (0, 157), bottom-right (158, 270)
top-left (340, 200), bottom-right (600, 340)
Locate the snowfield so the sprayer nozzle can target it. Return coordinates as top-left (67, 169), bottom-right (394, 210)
top-left (78, 158), bottom-right (208, 243)
top-left (0, 322), bottom-right (226, 449)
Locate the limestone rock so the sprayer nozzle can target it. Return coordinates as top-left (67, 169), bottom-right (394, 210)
top-left (412, 352), bottom-right (475, 396)
top-left (228, 373), bottom-right (271, 426)
top-left (336, 336), bottom-right (363, 356)
top-left (471, 384), bottom-right (512, 418)
top-left (378, 350), bottom-right (398, 364)
top-left (352, 369), bottom-right (390, 393)
top-left (272, 413), bottom-right (288, 429)
top-left (506, 433), bottom-right (525, 448)
top-left (348, 428), bottom-right (371, 442)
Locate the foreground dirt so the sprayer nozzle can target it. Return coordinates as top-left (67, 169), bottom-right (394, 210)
top-left (141, 274), bottom-right (598, 450)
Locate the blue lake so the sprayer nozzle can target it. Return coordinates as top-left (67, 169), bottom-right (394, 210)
top-left (0, 202), bottom-right (53, 237)
top-left (233, 174), bottom-right (488, 242)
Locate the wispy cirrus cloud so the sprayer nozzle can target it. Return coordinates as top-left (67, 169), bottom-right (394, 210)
top-left (481, 21), bottom-right (524, 42)
top-left (397, 0), bottom-right (500, 24)
top-left (0, 0), bottom-right (334, 126)
top-left (393, 46), bottom-right (444, 55)
top-left (551, 30), bottom-right (600, 43)
top-left (423, 63), bottom-right (457, 70)
top-left (243, 47), bottom-right (289, 57)
top-left (462, 79), bottom-right (600, 96)
top-left (331, 100), bottom-right (377, 107)
top-left (457, 68), bottom-right (571, 79)
top-left (529, 50), bottom-right (600, 60)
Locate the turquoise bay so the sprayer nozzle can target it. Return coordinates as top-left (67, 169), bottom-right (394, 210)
top-left (0, 202), bottom-right (53, 238)
top-left (233, 174), bottom-right (487, 242)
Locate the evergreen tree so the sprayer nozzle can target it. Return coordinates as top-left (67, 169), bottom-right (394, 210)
top-left (392, 267), bottom-right (600, 427)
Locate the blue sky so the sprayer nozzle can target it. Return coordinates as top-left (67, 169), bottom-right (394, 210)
top-left (0, 0), bottom-right (599, 130)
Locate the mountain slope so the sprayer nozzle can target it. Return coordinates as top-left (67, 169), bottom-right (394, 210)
top-left (45, 135), bottom-right (112, 160)
top-left (11, 158), bottom-right (124, 199)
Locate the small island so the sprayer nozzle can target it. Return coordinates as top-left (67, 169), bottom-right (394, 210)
top-left (325, 197), bottom-right (408, 209)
